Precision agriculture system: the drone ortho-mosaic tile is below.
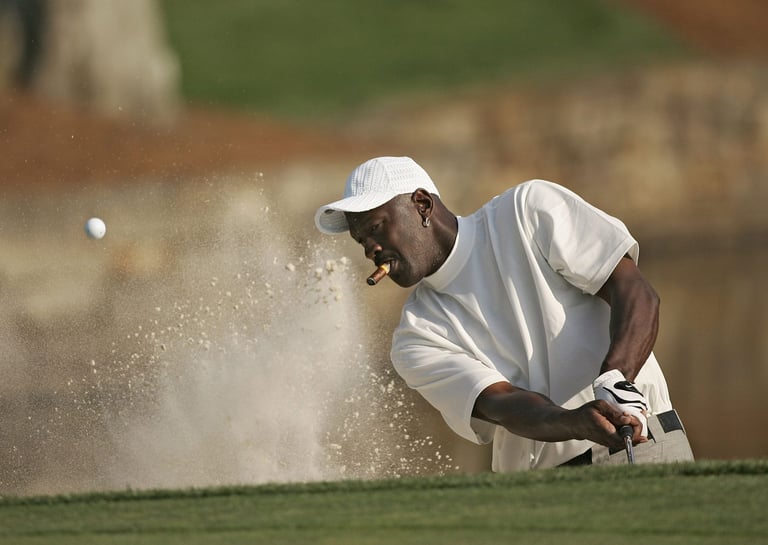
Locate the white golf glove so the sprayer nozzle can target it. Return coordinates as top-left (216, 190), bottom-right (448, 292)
top-left (592, 369), bottom-right (649, 438)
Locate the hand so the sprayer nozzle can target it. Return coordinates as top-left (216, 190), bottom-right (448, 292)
top-left (592, 369), bottom-right (649, 437)
top-left (570, 400), bottom-right (648, 450)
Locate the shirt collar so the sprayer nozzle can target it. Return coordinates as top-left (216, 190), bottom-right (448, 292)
top-left (422, 215), bottom-right (475, 291)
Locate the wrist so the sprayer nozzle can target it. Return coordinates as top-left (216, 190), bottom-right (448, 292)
top-left (599, 360), bottom-right (636, 381)
top-left (593, 368), bottom-right (626, 390)
top-left (562, 407), bottom-right (592, 441)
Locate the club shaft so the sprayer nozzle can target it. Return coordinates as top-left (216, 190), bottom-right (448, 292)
top-left (619, 425), bottom-right (635, 464)
top-left (624, 434), bottom-right (635, 464)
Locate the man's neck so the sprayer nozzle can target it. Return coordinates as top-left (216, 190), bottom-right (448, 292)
top-left (432, 212), bottom-right (459, 271)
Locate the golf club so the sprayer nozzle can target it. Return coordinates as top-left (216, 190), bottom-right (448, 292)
top-left (619, 425), bottom-right (635, 464)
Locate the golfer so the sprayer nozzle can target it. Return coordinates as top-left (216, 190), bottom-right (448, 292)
top-left (315, 156), bottom-right (693, 470)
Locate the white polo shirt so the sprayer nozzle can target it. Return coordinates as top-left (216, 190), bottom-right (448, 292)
top-left (390, 180), bottom-right (672, 471)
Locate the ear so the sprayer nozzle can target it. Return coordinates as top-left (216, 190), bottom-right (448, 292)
top-left (411, 188), bottom-right (434, 220)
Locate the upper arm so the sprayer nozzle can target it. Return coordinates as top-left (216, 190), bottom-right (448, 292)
top-left (392, 310), bottom-right (507, 444)
top-left (596, 255), bottom-right (658, 306)
top-left (523, 181), bottom-right (639, 295)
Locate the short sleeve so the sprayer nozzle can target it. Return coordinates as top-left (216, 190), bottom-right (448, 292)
top-left (522, 180), bottom-right (639, 294)
top-left (391, 302), bottom-right (505, 445)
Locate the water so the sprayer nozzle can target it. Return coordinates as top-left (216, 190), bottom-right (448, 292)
top-left (642, 245), bottom-right (768, 460)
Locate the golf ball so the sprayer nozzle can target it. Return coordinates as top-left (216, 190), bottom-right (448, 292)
top-left (84, 217), bottom-right (106, 239)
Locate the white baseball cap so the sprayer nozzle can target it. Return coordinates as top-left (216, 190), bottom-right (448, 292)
top-left (314, 156), bottom-right (440, 234)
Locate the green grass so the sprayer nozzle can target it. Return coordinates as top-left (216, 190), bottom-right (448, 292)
top-left (2, 460), bottom-right (766, 544)
top-left (159, 0), bottom-right (689, 119)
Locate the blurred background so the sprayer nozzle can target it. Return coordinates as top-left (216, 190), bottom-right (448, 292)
top-left (1, 0), bottom-right (766, 496)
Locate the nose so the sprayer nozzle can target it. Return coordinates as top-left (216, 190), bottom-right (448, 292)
top-left (363, 238), bottom-right (382, 261)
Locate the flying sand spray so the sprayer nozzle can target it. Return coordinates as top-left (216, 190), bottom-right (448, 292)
top-left (0, 181), bottom-right (458, 496)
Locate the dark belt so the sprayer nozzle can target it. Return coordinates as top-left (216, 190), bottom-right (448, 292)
top-left (558, 409), bottom-right (685, 467)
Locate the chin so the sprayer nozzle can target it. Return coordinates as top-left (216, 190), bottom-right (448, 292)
top-left (390, 263), bottom-right (423, 288)
top-left (393, 274), bottom-right (420, 288)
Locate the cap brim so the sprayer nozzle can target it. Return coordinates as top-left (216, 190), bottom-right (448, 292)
top-left (314, 192), bottom-right (399, 234)
top-left (314, 207), bottom-right (349, 234)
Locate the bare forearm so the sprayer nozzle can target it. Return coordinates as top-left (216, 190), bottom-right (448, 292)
top-left (473, 388), bottom-right (580, 442)
top-left (473, 383), bottom-right (642, 450)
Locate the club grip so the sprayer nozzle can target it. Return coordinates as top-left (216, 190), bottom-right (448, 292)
top-left (618, 425), bottom-right (633, 439)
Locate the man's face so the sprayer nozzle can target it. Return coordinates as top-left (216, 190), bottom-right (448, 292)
top-left (346, 194), bottom-right (433, 288)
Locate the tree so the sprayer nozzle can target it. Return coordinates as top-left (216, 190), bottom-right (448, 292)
top-left (0, 0), bottom-right (179, 125)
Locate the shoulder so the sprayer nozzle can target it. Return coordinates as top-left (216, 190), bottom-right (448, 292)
top-left (479, 180), bottom-right (576, 229)
top-left (518, 179), bottom-right (583, 208)
top-left (397, 285), bottom-right (441, 327)
top-left (393, 287), bottom-right (449, 344)
top-left (484, 179), bottom-right (573, 210)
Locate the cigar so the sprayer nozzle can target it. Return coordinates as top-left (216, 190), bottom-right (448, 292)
top-left (366, 262), bottom-right (391, 286)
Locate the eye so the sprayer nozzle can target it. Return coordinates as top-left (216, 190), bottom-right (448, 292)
top-left (369, 222), bottom-right (381, 234)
